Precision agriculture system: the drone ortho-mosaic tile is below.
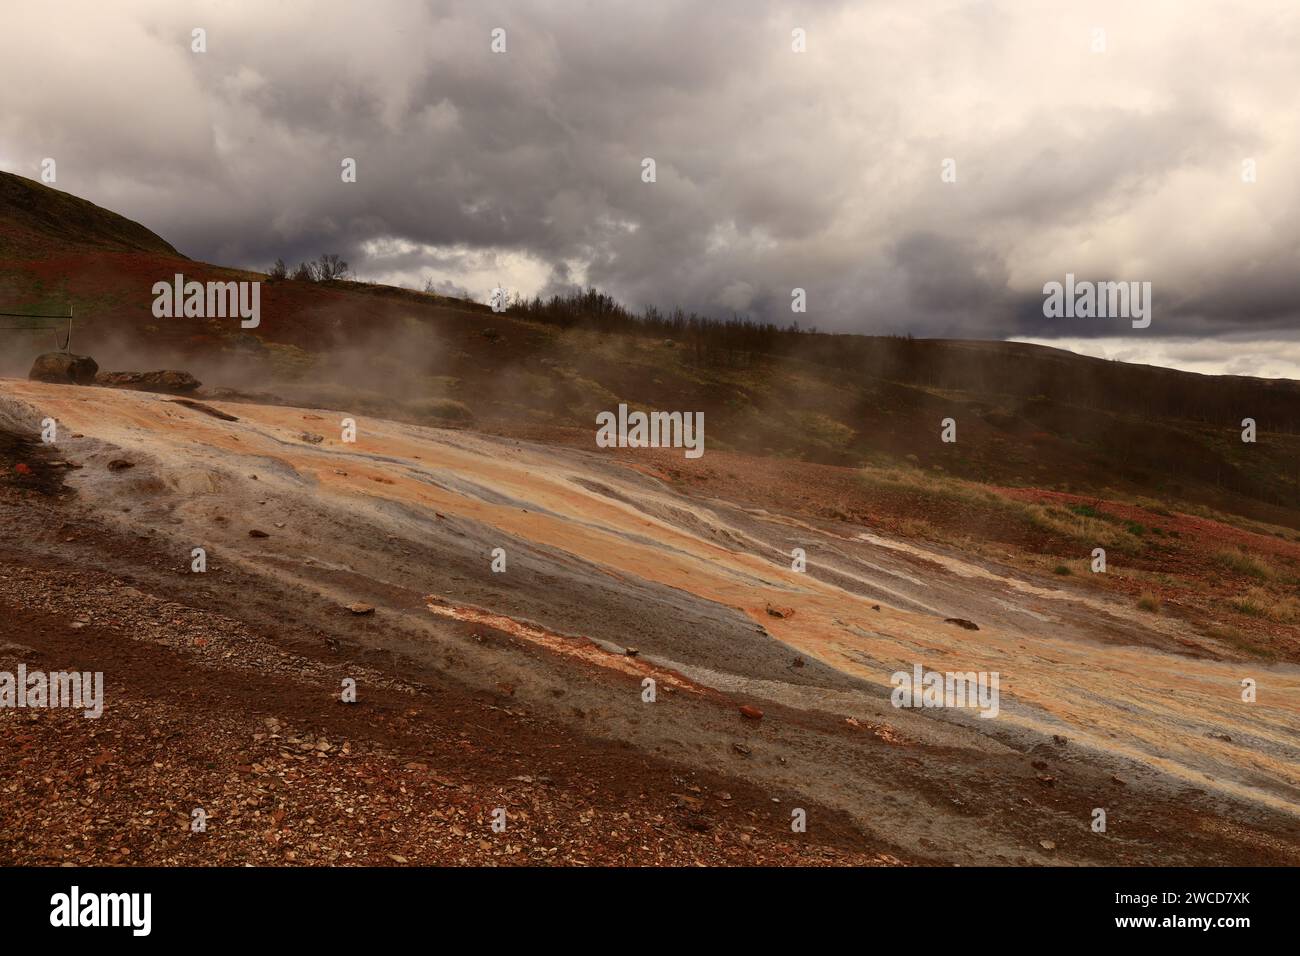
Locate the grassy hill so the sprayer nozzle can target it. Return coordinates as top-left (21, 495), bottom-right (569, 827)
top-left (0, 172), bottom-right (181, 257)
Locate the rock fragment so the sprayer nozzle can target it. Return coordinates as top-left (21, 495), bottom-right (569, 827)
top-left (29, 352), bottom-right (98, 385)
top-left (96, 370), bottom-right (200, 393)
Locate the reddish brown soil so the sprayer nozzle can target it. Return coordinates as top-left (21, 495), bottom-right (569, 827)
top-left (0, 440), bottom-right (905, 866)
top-left (2, 414), bottom-right (1297, 866)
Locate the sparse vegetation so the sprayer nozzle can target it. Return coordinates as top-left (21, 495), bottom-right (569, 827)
top-left (1137, 591), bottom-right (1163, 613)
top-left (898, 517), bottom-right (940, 540)
top-left (857, 465), bottom-right (1146, 553)
top-left (1027, 506), bottom-right (1142, 553)
top-left (406, 398), bottom-right (474, 423)
top-left (1203, 623), bottom-right (1279, 660)
top-left (276, 253), bottom-right (350, 282)
top-left (1230, 587), bottom-right (1299, 622)
top-left (1213, 547), bottom-right (1278, 581)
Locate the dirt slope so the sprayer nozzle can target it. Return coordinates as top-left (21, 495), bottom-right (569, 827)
top-left (2, 379), bottom-right (1296, 865)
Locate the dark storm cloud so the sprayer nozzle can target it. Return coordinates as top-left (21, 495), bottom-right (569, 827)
top-left (892, 234), bottom-right (1012, 316)
top-left (3, 0), bottom-right (1300, 352)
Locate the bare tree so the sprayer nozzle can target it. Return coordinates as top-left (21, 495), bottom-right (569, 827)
top-left (268, 258), bottom-right (287, 280)
top-left (314, 253), bottom-right (350, 281)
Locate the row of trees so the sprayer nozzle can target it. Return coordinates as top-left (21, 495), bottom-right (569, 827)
top-left (503, 289), bottom-right (1300, 433)
top-left (267, 253), bottom-right (350, 282)
top-left (507, 288), bottom-right (812, 367)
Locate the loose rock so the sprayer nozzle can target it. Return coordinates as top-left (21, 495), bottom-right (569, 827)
top-left (29, 352), bottom-right (98, 385)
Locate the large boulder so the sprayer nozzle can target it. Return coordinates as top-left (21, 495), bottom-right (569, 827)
top-left (29, 352), bottom-right (99, 385)
top-left (95, 370), bottom-right (201, 394)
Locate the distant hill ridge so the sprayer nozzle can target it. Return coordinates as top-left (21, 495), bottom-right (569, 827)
top-left (0, 171), bottom-right (181, 257)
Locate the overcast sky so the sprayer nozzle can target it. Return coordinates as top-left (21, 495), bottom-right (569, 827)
top-left (2, 1), bottom-right (1298, 375)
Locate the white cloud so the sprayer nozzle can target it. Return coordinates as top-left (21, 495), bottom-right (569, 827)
top-left (1011, 336), bottom-right (1300, 380)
